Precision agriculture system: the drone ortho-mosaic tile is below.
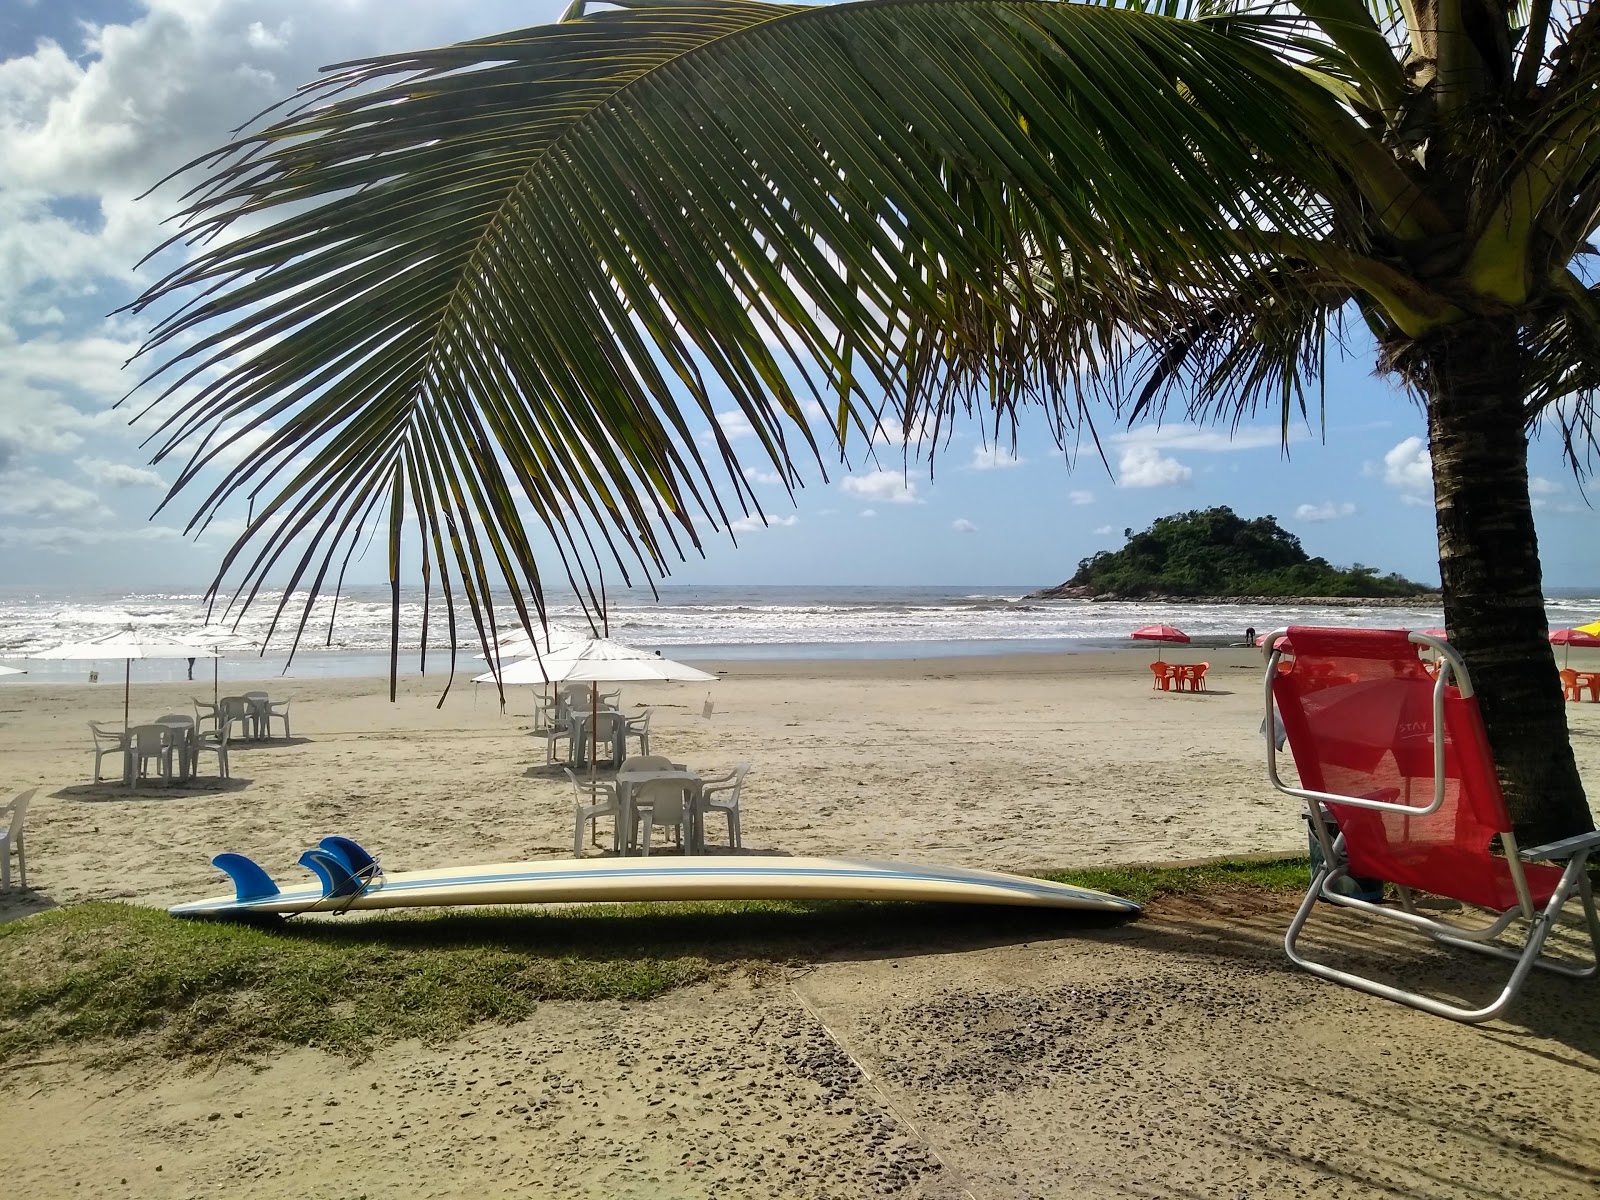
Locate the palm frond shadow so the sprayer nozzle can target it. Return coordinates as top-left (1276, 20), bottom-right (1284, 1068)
top-left (1130, 905), bottom-right (1600, 1058)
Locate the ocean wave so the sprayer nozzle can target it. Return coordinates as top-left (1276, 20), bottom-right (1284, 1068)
top-left (0, 584), bottom-right (1591, 658)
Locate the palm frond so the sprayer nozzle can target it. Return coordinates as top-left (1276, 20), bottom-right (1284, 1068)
top-left (125, 0), bottom-right (1373, 674)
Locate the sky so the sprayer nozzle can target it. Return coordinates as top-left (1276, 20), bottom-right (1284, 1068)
top-left (0, 0), bottom-right (1596, 596)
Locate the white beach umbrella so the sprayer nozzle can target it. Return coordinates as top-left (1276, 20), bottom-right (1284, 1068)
top-left (186, 627), bottom-right (263, 706)
top-left (472, 637), bottom-right (716, 687)
top-left (0, 664), bottom-right (25, 677)
top-left (29, 627), bottom-right (220, 733)
top-left (474, 637), bottom-right (715, 774)
top-left (472, 626), bottom-right (583, 661)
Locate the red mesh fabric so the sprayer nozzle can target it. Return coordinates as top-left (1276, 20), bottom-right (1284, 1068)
top-left (1272, 627), bottom-right (1563, 911)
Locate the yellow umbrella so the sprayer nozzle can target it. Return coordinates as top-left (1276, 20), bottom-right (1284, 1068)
top-left (1576, 620), bottom-right (1600, 637)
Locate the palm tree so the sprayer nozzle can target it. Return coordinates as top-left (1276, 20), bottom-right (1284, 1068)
top-left (127, 0), bottom-right (1598, 842)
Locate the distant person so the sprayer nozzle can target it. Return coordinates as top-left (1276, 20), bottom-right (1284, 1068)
top-left (186, 656), bottom-right (195, 680)
top-left (1244, 626), bottom-right (1257, 646)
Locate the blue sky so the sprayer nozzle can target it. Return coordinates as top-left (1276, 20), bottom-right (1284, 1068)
top-left (0, 1), bottom-right (1595, 595)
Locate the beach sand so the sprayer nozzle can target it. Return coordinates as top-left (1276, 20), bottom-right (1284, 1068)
top-left (3, 646), bottom-right (1599, 1197)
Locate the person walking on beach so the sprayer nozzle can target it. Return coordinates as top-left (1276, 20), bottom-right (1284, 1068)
top-left (186, 657), bottom-right (195, 680)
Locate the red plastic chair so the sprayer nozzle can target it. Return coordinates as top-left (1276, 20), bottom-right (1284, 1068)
top-left (1263, 626), bottom-right (1600, 1022)
top-left (1150, 662), bottom-right (1171, 691)
top-left (1560, 668), bottom-right (1583, 701)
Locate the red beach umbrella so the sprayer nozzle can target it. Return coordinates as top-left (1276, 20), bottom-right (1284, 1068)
top-left (1549, 627), bottom-right (1600, 666)
top-left (1131, 623), bottom-right (1189, 663)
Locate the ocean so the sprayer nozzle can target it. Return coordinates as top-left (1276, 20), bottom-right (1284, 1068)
top-left (0, 583), bottom-right (1595, 682)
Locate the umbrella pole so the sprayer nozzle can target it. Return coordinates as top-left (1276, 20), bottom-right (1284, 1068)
top-left (214, 658), bottom-right (220, 708)
top-left (123, 659), bottom-right (131, 736)
top-left (589, 687), bottom-right (599, 786)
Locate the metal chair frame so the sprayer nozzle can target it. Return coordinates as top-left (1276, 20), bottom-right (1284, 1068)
top-left (1264, 627), bottom-right (1600, 1023)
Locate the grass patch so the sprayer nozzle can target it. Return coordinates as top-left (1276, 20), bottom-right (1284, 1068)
top-left (1045, 857), bottom-right (1311, 906)
top-left (0, 857), bottom-right (1309, 1066)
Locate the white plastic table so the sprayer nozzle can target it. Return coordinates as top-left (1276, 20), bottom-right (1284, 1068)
top-left (612, 767), bottom-right (703, 855)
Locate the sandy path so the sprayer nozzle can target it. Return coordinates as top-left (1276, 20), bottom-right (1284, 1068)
top-left (4, 648), bottom-right (1599, 1198)
top-left (5, 897), bottom-right (1598, 1199)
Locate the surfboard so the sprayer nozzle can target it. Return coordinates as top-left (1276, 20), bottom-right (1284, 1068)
top-left (168, 837), bottom-right (1140, 918)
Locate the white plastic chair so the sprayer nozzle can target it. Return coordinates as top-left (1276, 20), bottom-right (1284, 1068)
top-left (219, 696), bottom-right (256, 741)
top-left (699, 763), bottom-right (751, 849)
top-left (619, 754), bottom-right (674, 773)
top-left (194, 724), bottom-right (231, 779)
top-left (244, 691), bottom-right (271, 738)
top-left (263, 697), bottom-right (291, 739)
top-left (127, 724), bottom-right (176, 786)
top-left (578, 710), bottom-right (627, 768)
top-left (155, 714), bottom-right (196, 780)
top-left (557, 684), bottom-right (592, 723)
top-left (566, 768), bottom-right (620, 856)
top-left (1, 789), bottom-right (36, 891)
top-left (624, 709), bottom-right (653, 756)
top-left (88, 721), bottom-right (129, 783)
top-left (192, 697), bottom-right (220, 735)
top-left (629, 777), bottom-right (687, 856)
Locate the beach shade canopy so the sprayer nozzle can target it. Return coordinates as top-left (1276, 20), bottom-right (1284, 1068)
top-left (1572, 620), bottom-right (1600, 637)
top-left (186, 627), bottom-right (262, 706)
top-left (0, 664), bottom-right (24, 677)
top-left (29, 627), bottom-right (219, 732)
top-left (472, 637), bottom-right (716, 687)
top-left (475, 637), bottom-right (716, 777)
top-left (1254, 631), bottom-right (1290, 648)
top-left (1549, 626), bottom-right (1600, 666)
top-left (1421, 628), bottom-right (1449, 639)
top-left (1131, 623), bottom-right (1190, 662)
top-left (473, 626), bottom-right (582, 662)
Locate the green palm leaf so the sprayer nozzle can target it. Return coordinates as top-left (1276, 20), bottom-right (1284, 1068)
top-left (126, 0), bottom-right (1372, 672)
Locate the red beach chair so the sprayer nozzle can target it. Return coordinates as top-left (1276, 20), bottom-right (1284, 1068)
top-left (1263, 626), bottom-right (1600, 1022)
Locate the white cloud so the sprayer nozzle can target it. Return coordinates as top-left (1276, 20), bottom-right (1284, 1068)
top-left (742, 466), bottom-right (785, 487)
top-left (77, 457), bottom-right (165, 489)
top-left (0, 522), bottom-right (185, 551)
top-left (1092, 525), bottom-right (1116, 536)
top-left (969, 443), bottom-right (1025, 470)
top-left (699, 408), bottom-right (755, 445)
top-left (1370, 436), bottom-right (1433, 506)
top-left (952, 518), bottom-right (977, 534)
top-left (0, 471), bottom-right (108, 519)
top-left (1116, 445), bottom-right (1192, 488)
top-left (840, 470), bottom-right (921, 504)
top-left (1110, 425), bottom-right (1287, 453)
top-left (859, 508), bottom-right (877, 518)
top-left (247, 21), bottom-right (294, 51)
top-left (729, 513), bottom-right (798, 533)
top-left (1068, 489), bottom-right (1094, 505)
top-left (1528, 476), bottom-right (1563, 496)
top-left (871, 412), bottom-right (938, 448)
top-left (1295, 501), bottom-right (1356, 522)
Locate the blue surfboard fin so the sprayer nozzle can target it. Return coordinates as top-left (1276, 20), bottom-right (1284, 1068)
top-left (318, 836), bottom-right (377, 876)
top-left (297, 848), bottom-right (365, 898)
top-left (213, 853), bottom-right (280, 904)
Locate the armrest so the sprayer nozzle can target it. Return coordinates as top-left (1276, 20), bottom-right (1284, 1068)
top-left (1519, 830), bottom-right (1600, 861)
top-left (697, 768), bottom-right (737, 785)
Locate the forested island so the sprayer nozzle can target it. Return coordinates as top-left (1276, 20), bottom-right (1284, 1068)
top-left (1029, 508), bottom-right (1439, 602)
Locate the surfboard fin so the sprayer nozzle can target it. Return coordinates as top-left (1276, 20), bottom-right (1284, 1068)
top-left (212, 853), bottom-right (280, 904)
top-left (298, 848), bottom-right (365, 899)
top-left (317, 836), bottom-right (378, 876)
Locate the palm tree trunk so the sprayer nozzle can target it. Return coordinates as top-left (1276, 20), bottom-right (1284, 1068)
top-left (1423, 318), bottom-right (1593, 844)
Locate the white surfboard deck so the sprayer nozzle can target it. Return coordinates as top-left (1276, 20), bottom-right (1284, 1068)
top-left (170, 854), bottom-right (1140, 918)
